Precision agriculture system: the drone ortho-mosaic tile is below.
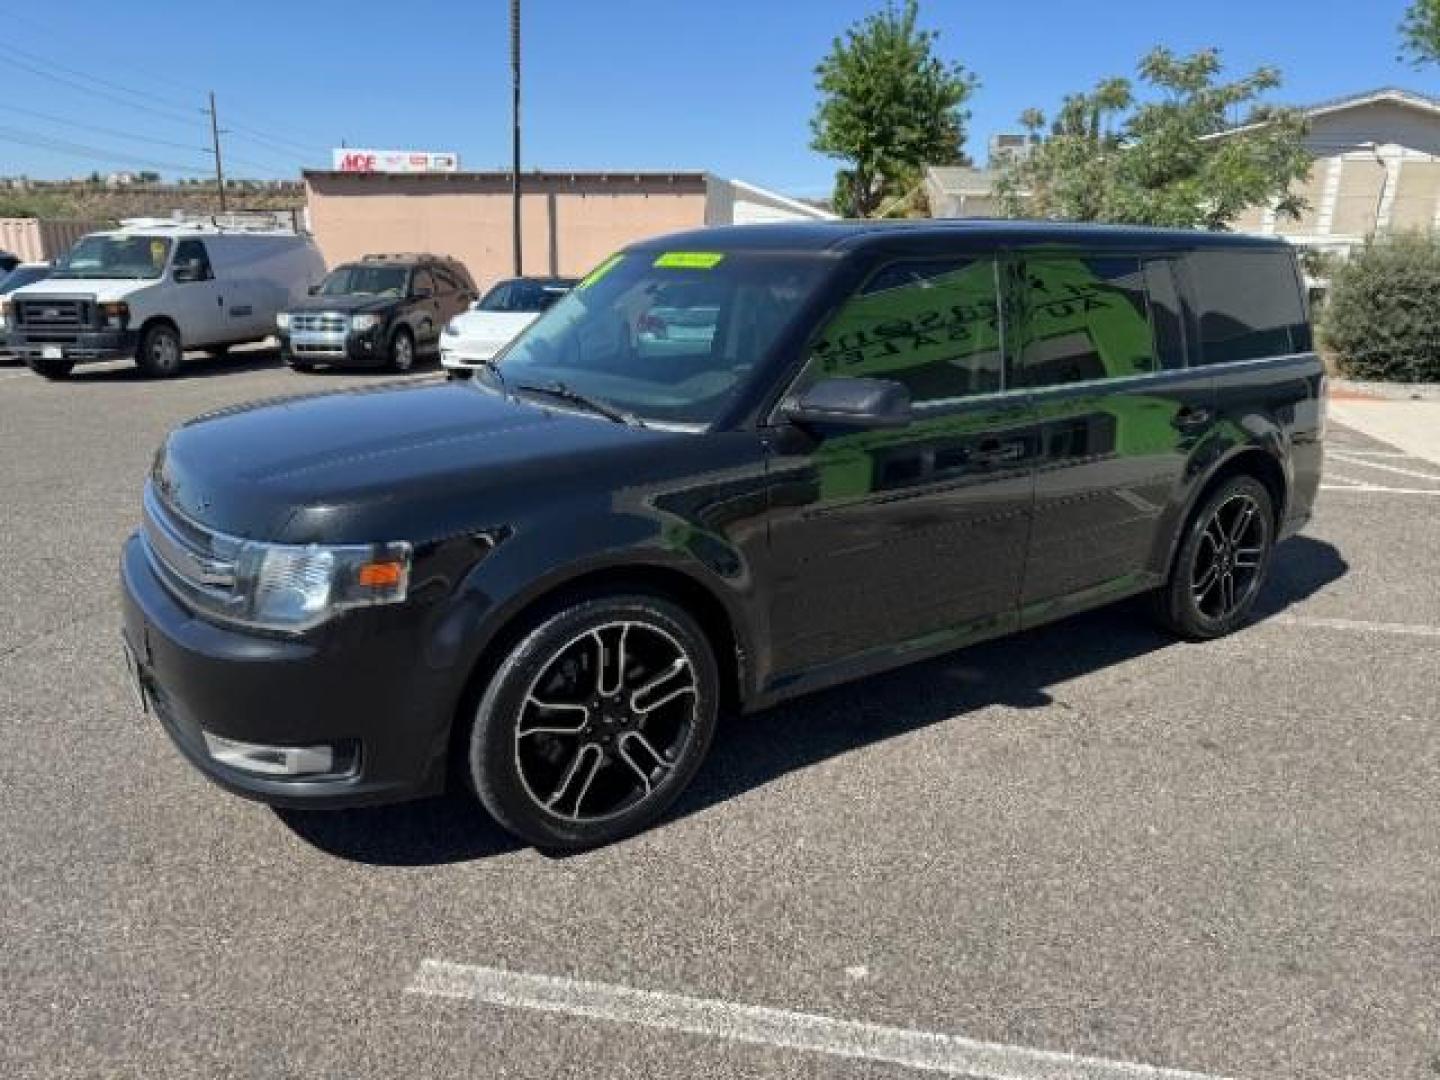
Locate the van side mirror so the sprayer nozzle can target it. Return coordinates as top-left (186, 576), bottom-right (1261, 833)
top-left (307, 284), bottom-right (321, 296)
top-left (173, 259), bottom-right (206, 283)
top-left (780, 376), bottom-right (912, 431)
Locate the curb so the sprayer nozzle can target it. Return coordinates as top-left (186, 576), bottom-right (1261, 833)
top-left (1329, 378), bottom-right (1440, 402)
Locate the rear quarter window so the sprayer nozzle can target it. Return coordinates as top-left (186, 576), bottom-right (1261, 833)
top-left (1186, 249), bottom-right (1311, 365)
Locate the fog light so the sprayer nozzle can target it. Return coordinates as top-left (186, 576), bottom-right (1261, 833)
top-left (203, 733), bottom-right (339, 777)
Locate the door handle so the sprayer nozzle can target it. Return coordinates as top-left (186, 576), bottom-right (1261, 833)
top-left (970, 439), bottom-right (1026, 466)
top-left (1173, 406), bottom-right (1212, 430)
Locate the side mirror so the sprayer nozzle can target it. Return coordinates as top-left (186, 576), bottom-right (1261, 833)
top-left (780, 376), bottom-right (912, 431)
top-left (413, 287), bottom-right (433, 300)
top-left (307, 284), bottom-right (321, 296)
top-left (173, 259), bottom-right (206, 283)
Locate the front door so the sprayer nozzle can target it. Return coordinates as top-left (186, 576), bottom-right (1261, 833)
top-left (170, 239), bottom-right (229, 346)
top-left (763, 255), bottom-right (1038, 687)
top-left (1009, 252), bottom-right (1216, 623)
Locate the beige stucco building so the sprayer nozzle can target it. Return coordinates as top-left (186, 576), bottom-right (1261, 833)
top-left (303, 170), bottom-right (832, 286)
top-left (927, 88), bottom-right (1440, 260)
top-left (1225, 88), bottom-right (1440, 257)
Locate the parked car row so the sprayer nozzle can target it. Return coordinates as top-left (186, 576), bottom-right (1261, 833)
top-left (0, 222), bottom-right (579, 380)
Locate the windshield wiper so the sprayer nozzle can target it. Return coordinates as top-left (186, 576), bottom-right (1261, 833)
top-left (515, 380), bottom-right (644, 427)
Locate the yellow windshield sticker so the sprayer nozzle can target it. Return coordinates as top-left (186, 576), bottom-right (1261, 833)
top-left (653, 251), bottom-right (724, 270)
top-left (578, 253), bottom-right (624, 290)
top-left (150, 240), bottom-right (168, 267)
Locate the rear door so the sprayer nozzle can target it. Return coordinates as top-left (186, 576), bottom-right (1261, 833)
top-left (1011, 250), bottom-right (1216, 623)
top-left (764, 254), bottom-right (1039, 680)
top-left (411, 267), bottom-right (443, 347)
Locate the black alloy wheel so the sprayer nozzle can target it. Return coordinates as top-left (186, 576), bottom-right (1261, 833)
top-left (467, 594), bottom-right (719, 850)
top-left (1152, 474), bottom-right (1275, 640)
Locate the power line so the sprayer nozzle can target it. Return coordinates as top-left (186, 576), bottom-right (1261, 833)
top-left (0, 47), bottom-right (201, 126)
top-left (0, 127), bottom-right (214, 176)
top-left (0, 103), bottom-right (209, 155)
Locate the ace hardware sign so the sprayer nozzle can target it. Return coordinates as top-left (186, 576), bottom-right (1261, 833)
top-left (331, 148), bottom-right (460, 174)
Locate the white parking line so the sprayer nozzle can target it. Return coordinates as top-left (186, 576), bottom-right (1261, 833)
top-left (1320, 483), bottom-right (1440, 495)
top-left (407, 959), bottom-right (1233, 1080)
top-left (1269, 614), bottom-right (1440, 638)
top-left (1328, 453), bottom-right (1440, 483)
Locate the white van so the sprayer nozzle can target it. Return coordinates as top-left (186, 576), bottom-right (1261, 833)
top-left (2, 222), bottom-right (325, 378)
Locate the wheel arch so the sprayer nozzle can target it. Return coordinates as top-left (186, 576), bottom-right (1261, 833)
top-left (444, 559), bottom-right (751, 776)
top-left (1159, 445), bottom-right (1288, 582)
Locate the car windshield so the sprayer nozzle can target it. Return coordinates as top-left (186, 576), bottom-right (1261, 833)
top-left (477, 279), bottom-right (578, 313)
top-left (491, 253), bottom-right (829, 426)
top-left (0, 266), bottom-right (50, 293)
top-left (53, 235), bottom-right (170, 280)
top-left (319, 264), bottom-right (410, 297)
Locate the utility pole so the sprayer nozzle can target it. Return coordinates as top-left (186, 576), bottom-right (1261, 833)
top-left (207, 90), bottom-right (227, 213)
top-left (510, 0), bottom-right (522, 276)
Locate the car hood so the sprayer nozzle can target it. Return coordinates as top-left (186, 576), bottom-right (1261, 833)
top-left (154, 380), bottom-right (672, 543)
top-left (448, 309), bottom-right (539, 343)
top-left (286, 294), bottom-right (399, 315)
top-left (11, 277), bottom-right (154, 302)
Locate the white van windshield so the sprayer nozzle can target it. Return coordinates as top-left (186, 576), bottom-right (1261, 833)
top-left (54, 235), bottom-right (172, 280)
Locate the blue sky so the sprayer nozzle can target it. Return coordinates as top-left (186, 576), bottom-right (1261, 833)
top-left (0, 0), bottom-right (1431, 196)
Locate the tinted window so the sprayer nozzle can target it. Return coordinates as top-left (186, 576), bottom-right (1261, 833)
top-left (808, 258), bottom-right (1002, 403)
top-left (1187, 250), bottom-right (1309, 364)
top-left (1014, 256), bottom-right (1156, 389)
top-left (1143, 259), bottom-right (1187, 370)
top-left (173, 240), bottom-right (213, 280)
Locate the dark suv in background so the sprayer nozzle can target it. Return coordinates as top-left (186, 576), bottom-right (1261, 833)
top-left (122, 221), bottom-right (1323, 850)
top-left (278, 253), bottom-right (475, 372)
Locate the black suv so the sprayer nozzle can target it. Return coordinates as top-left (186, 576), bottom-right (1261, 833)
top-left (278, 254), bottom-right (476, 372)
top-left (122, 221), bottom-right (1324, 850)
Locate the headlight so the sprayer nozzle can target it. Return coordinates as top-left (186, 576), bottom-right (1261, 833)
top-left (275, 312), bottom-right (290, 330)
top-left (350, 313), bottom-right (382, 332)
top-left (233, 540), bottom-right (411, 632)
top-left (100, 301), bottom-right (130, 329)
top-left (443, 320), bottom-right (460, 337)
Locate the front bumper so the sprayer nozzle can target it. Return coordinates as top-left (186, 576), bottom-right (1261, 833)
top-left (120, 532), bottom-right (451, 808)
top-left (280, 327), bottom-right (387, 368)
top-left (440, 342), bottom-right (504, 370)
top-left (9, 328), bottom-right (138, 362)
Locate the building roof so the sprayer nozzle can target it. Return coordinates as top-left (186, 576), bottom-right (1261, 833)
top-left (926, 166), bottom-right (1004, 195)
top-left (1213, 87), bottom-right (1440, 139)
top-left (625, 218), bottom-right (1291, 256)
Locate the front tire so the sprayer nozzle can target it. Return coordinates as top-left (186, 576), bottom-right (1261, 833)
top-left (388, 328), bottom-right (415, 373)
top-left (137, 323), bottom-right (183, 377)
top-left (1151, 475), bottom-right (1275, 640)
top-left (467, 594), bottom-right (720, 850)
top-left (27, 357), bottom-right (74, 380)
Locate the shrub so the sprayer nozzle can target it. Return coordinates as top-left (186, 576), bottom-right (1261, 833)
top-left (1321, 232), bottom-right (1440, 382)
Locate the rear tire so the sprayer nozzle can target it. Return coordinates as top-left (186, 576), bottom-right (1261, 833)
top-left (27, 357), bottom-right (74, 380)
top-left (467, 593), bottom-right (720, 850)
top-left (1151, 475), bottom-right (1275, 640)
top-left (137, 323), bottom-right (183, 378)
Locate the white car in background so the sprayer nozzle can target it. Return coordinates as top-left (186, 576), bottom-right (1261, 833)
top-left (440, 276), bottom-right (576, 375)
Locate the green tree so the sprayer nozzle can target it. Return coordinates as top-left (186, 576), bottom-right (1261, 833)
top-left (811, 0), bottom-right (977, 218)
top-left (1401, 0), bottom-right (1440, 65)
top-left (997, 48), bottom-right (1312, 231)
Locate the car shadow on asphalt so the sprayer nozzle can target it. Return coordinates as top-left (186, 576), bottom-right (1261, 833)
top-left (275, 534), bottom-right (1347, 866)
top-left (64, 349), bottom-right (285, 381)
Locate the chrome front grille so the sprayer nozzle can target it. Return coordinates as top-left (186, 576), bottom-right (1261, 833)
top-left (17, 296), bottom-right (92, 330)
top-left (291, 312), bottom-right (347, 333)
top-left (141, 483), bottom-right (241, 611)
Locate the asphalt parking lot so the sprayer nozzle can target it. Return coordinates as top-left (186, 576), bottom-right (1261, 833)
top-left (2, 351), bottom-right (1437, 1080)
